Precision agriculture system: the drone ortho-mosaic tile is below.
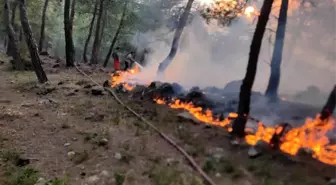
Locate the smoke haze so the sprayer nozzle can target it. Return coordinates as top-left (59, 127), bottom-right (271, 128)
top-left (132, 1), bottom-right (336, 106)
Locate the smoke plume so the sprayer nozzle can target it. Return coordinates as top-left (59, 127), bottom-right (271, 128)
top-left (131, 1), bottom-right (336, 107)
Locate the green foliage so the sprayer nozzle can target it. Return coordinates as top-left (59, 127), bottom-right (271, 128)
top-left (0, 0), bottom-right (188, 62)
top-left (0, 149), bottom-right (21, 164)
top-left (202, 157), bottom-right (216, 173)
top-left (6, 167), bottom-right (38, 185)
top-left (49, 177), bottom-right (69, 185)
top-left (114, 172), bottom-right (126, 185)
top-left (200, 0), bottom-right (246, 26)
top-left (202, 156), bottom-right (239, 177)
top-left (149, 164), bottom-right (204, 185)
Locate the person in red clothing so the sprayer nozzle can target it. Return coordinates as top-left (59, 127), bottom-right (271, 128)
top-left (112, 48), bottom-right (120, 71)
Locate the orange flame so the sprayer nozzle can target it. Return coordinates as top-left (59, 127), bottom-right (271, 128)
top-left (201, 0), bottom-right (259, 18)
top-left (111, 70), bottom-right (336, 166)
top-left (244, 116), bottom-right (336, 165)
top-left (154, 98), bottom-right (238, 128)
top-left (163, 98), bottom-right (336, 165)
top-left (244, 6), bottom-right (256, 17)
top-left (110, 65), bottom-right (141, 90)
top-left (280, 116), bottom-right (336, 164)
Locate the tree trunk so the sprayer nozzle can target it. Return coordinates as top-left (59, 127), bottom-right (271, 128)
top-left (4, 0), bottom-right (24, 70)
top-left (83, 0), bottom-right (98, 63)
top-left (232, 0), bottom-right (274, 138)
top-left (64, 0), bottom-right (75, 67)
top-left (6, 38), bottom-right (13, 56)
top-left (320, 85), bottom-right (336, 120)
top-left (4, 37), bottom-right (8, 48)
top-left (19, 26), bottom-right (23, 41)
top-left (6, 1), bottom-right (18, 57)
top-left (103, 1), bottom-right (128, 67)
top-left (38, 0), bottom-right (49, 52)
top-left (70, 0), bottom-right (75, 23)
top-left (157, 0), bottom-right (194, 74)
top-left (90, 0), bottom-right (104, 64)
top-left (19, 0), bottom-right (48, 83)
top-left (99, 6), bottom-right (107, 44)
top-left (10, 1), bottom-right (17, 26)
top-left (265, 0), bottom-right (288, 101)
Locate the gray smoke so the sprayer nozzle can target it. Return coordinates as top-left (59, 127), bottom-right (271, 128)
top-left (131, 1), bottom-right (336, 108)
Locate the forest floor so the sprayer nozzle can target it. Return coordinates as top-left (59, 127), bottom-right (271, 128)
top-left (0, 51), bottom-right (334, 185)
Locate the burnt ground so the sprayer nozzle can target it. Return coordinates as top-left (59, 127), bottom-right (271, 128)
top-left (0, 52), bottom-right (335, 185)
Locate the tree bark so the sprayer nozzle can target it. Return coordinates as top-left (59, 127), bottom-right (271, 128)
top-left (157, 0), bottom-right (194, 74)
top-left (11, 1), bottom-right (17, 26)
top-left (38, 0), bottom-right (49, 52)
top-left (232, 0), bottom-right (274, 138)
top-left (20, 27), bottom-right (23, 41)
top-left (103, 1), bottom-right (128, 67)
top-left (64, 0), bottom-right (75, 67)
top-left (6, 1), bottom-right (18, 57)
top-left (70, 0), bottom-right (75, 22)
top-left (19, 0), bottom-right (48, 83)
top-left (90, 0), bottom-right (104, 64)
top-left (4, 37), bottom-right (8, 48)
top-left (4, 0), bottom-right (24, 70)
top-left (99, 5), bottom-right (107, 44)
top-left (83, 0), bottom-right (98, 63)
top-left (265, 0), bottom-right (289, 102)
top-left (320, 85), bottom-right (336, 120)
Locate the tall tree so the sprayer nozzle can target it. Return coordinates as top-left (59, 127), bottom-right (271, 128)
top-left (19, 0), bottom-right (48, 83)
top-left (157, 0), bottom-right (194, 74)
top-left (90, 0), bottom-right (104, 64)
top-left (320, 85), bottom-right (336, 120)
top-left (99, 5), bottom-right (107, 44)
top-left (38, 0), bottom-right (50, 53)
top-left (10, 1), bottom-right (17, 30)
top-left (232, 0), bottom-right (275, 138)
top-left (103, 1), bottom-right (128, 67)
top-left (265, 0), bottom-right (289, 101)
top-left (64, 0), bottom-right (76, 67)
top-left (83, 0), bottom-right (98, 63)
top-left (6, 0), bottom-right (18, 57)
top-left (4, 0), bottom-right (24, 70)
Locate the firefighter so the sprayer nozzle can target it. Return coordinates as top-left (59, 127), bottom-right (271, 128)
top-left (124, 51), bottom-right (135, 71)
top-left (112, 47), bottom-right (120, 71)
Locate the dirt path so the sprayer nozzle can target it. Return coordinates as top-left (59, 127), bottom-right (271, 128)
top-left (0, 53), bottom-right (334, 185)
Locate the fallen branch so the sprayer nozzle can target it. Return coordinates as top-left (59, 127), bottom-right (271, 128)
top-left (74, 64), bottom-right (217, 185)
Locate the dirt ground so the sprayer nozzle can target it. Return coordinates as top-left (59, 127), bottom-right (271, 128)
top-left (0, 52), bottom-right (334, 185)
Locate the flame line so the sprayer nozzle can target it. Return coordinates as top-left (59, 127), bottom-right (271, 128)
top-left (112, 69), bottom-right (336, 166)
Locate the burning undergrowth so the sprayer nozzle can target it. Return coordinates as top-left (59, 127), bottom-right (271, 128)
top-left (109, 68), bottom-right (336, 166)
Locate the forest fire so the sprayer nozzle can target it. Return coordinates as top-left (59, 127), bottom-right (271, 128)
top-left (153, 97), bottom-right (336, 165)
top-left (280, 116), bottom-right (336, 165)
top-left (244, 6), bottom-right (256, 17)
top-left (110, 69), bottom-right (336, 166)
top-left (111, 71), bottom-right (135, 91)
top-left (110, 65), bottom-right (141, 90)
top-left (165, 100), bottom-right (336, 165)
top-left (200, 0), bottom-right (257, 18)
top-left (245, 116), bottom-right (336, 165)
top-left (154, 98), bottom-right (238, 128)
